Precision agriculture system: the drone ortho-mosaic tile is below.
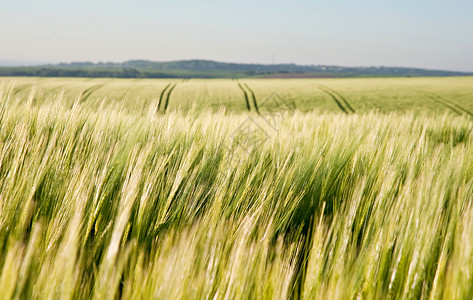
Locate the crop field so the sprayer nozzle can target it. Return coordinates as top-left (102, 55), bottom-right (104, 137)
top-left (0, 77), bottom-right (473, 299)
top-left (5, 76), bottom-right (473, 115)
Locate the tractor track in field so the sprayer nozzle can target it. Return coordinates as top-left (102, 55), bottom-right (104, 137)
top-left (243, 83), bottom-right (260, 114)
top-left (80, 84), bottom-right (105, 103)
top-left (12, 84), bottom-right (33, 95)
top-left (428, 96), bottom-right (462, 115)
top-left (163, 82), bottom-right (178, 112)
top-left (156, 80), bottom-right (187, 114)
top-left (235, 80), bottom-right (251, 111)
top-left (318, 86), bottom-right (348, 114)
top-left (156, 83), bottom-right (173, 113)
top-left (427, 93), bottom-right (473, 117)
top-left (319, 85), bottom-right (355, 114)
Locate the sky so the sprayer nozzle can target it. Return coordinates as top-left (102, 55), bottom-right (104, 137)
top-left (1, 0), bottom-right (472, 71)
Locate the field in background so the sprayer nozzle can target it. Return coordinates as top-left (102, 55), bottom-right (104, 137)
top-left (0, 78), bottom-right (473, 298)
top-left (4, 76), bottom-right (473, 115)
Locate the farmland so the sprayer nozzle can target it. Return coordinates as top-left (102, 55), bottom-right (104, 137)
top-left (5, 76), bottom-right (473, 115)
top-left (0, 77), bottom-right (473, 299)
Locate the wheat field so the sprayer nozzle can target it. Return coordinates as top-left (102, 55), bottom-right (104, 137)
top-left (0, 79), bottom-right (472, 299)
top-left (5, 76), bottom-right (473, 114)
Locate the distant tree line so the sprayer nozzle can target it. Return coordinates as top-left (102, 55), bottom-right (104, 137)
top-left (0, 60), bottom-right (471, 78)
top-left (0, 67), bottom-right (183, 78)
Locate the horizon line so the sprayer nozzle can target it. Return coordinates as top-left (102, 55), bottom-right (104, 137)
top-left (0, 58), bottom-right (472, 74)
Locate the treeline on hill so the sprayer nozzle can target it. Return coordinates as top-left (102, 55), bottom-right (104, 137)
top-left (0, 67), bottom-right (186, 79)
top-left (0, 60), bottom-right (471, 78)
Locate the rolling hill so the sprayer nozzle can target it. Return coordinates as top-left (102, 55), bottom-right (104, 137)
top-left (1, 59), bottom-right (472, 78)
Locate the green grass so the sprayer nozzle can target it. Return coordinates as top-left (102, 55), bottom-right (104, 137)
top-left (0, 79), bottom-right (473, 298)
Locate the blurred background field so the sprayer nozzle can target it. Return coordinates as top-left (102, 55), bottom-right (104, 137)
top-left (3, 76), bottom-right (473, 115)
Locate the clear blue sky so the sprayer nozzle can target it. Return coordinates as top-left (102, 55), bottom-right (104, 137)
top-left (1, 0), bottom-right (472, 71)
